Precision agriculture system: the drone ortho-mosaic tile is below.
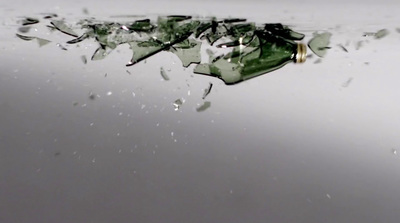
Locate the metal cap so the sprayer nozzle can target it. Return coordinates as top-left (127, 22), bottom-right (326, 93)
top-left (295, 43), bottom-right (307, 63)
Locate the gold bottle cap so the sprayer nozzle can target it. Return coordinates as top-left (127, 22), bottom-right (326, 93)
top-left (295, 43), bottom-right (307, 63)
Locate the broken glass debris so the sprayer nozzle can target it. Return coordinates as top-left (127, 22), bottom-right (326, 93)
top-left (363, 29), bottom-right (389, 39)
top-left (21, 17), bottom-right (39, 26)
top-left (42, 13), bottom-right (58, 19)
top-left (308, 32), bottom-right (331, 57)
top-left (81, 55), bottom-right (87, 64)
top-left (56, 43), bottom-right (68, 50)
top-left (18, 26), bottom-right (31, 33)
top-left (342, 77), bottom-right (353, 88)
top-left (337, 44), bottom-right (348, 53)
top-left (160, 67), bottom-right (170, 80)
top-left (202, 82), bottom-right (213, 99)
top-left (16, 15), bottom-right (308, 85)
top-left (374, 29), bottom-right (389, 39)
top-left (173, 99), bottom-right (183, 111)
top-left (16, 33), bottom-right (51, 47)
top-left (51, 20), bottom-right (78, 37)
top-left (196, 101), bottom-right (211, 112)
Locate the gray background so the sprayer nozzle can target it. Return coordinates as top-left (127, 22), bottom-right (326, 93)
top-left (1, 0), bottom-right (400, 222)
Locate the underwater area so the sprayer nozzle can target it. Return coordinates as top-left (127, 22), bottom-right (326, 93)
top-left (1, 0), bottom-right (400, 222)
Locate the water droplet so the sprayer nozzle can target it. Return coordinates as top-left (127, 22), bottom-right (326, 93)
top-left (92, 158), bottom-right (96, 163)
top-left (107, 91), bottom-right (112, 96)
top-left (392, 149), bottom-right (397, 155)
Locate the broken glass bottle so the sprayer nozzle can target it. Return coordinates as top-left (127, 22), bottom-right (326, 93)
top-left (17, 16), bottom-right (307, 85)
top-left (194, 23), bottom-right (307, 84)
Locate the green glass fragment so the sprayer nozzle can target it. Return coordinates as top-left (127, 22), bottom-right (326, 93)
top-left (16, 33), bottom-right (51, 47)
top-left (173, 99), bottom-right (183, 111)
top-left (374, 29), bottom-right (389, 39)
top-left (202, 83), bottom-right (213, 99)
top-left (21, 17), bottom-right (39, 26)
top-left (170, 38), bottom-right (201, 67)
top-left (51, 20), bottom-right (79, 37)
top-left (160, 67), bottom-right (170, 80)
top-left (91, 46), bottom-right (112, 60)
top-left (308, 32), bottom-right (331, 57)
top-left (196, 101), bottom-right (211, 112)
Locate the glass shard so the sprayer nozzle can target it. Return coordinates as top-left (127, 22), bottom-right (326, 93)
top-left (374, 29), bottom-right (389, 39)
top-left (173, 99), bottom-right (183, 111)
top-left (15, 33), bottom-right (35, 41)
top-left (18, 26), bottom-right (31, 33)
top-left (81, 55), bottom-right (87, 64)
top-left (170, 38), bottom-right (201, 67)
top-left (51, 20), bottom-right (79, 37)
top-left (16, 33), bottom-right (51, 47)
top-left (160, 67), bottom-right (170, 80)
top-left (308, 32), bottom-right (332, 57)
top-left (264, 23), bottom-right (305, 40)
top-left (196, 101), bottom-right (211, 112)
top-left (126, 42), bottom-right (162, 66)
top-left (202, 82), bottom-right (213, 99)
top-left (337, 44), bottom-right (348, 52)
top-left (56, 43), bottom-right (68, 50)
top-left (91, 46), bottom-right (112, 60)
top-left (42, 13), bottom-right (58, 19)
top-left (21, 17), bottom-right (39, 26)
top-left (342, 77), bottom-right (353, 88)
top-left (66, 33), bottom-right (88, 44)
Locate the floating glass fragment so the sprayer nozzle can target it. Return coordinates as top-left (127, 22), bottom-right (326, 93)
top-left (91, 46), bottom-right (112, 60)
top-left (21, 17), bottom-right (39, 26)
top-left (51, 20), bottom-right (78, 37)
top-left (196, 101), bottom-right (211, 112)
top-left (341, 77), bottom-right (353, 87)
top-left (173, 99), bottom-right (183, 111)
top-left (374, 29), bottom-right (389, 39)
top-left (15, 33), bottom-right (51, 47)
top-left (202, 82), bottom-right (213, 99)
top-left (56, 43), bottom-right (68, 50)
top-left (42, 13), bottom-right (58, 19)
top-left (160, 67), bottom-right (170, 80)
top-left (18, 26), bottom-right (31, 33)
top-left (81, 55), bottom-right (87, 64)
top-left (308, 32), bottom-right (331, 57)
top-left (337, 44), bottom-right (348, 52)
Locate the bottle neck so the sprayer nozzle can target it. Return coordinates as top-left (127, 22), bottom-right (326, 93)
top-left (295, 43), bottom-right (307, 63)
